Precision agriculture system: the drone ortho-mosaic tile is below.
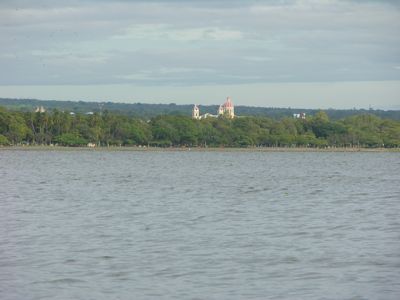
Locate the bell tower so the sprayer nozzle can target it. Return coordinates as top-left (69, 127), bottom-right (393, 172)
top-left (192, 104), bottom-right (200, 119)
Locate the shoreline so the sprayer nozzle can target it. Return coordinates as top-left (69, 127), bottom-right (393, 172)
top-left (1, 145), bottom-right (399, 152)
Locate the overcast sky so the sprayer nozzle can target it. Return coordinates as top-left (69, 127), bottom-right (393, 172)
top-left (0, 0), bottom-right (399, 109)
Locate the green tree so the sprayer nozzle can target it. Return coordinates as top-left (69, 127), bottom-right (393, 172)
top-left (0, 134), bottom-right (10, 145)
top-left (54, 133), bottom-right (87, 146)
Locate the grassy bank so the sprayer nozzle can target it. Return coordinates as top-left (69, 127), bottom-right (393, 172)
top-left (1, 145), bottom-right (399, 152)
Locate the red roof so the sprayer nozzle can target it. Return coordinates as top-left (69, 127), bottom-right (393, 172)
top-left (223, 97), bottom-right (233, 108)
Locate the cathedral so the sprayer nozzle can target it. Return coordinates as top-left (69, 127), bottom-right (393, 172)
top-left (192, 97), bottom-right (235, 119)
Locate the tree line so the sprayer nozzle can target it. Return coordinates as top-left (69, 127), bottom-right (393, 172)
top-left (1, 106), bottom-right (399, 148)
top-left (2, 98), bottom-right (400, 120)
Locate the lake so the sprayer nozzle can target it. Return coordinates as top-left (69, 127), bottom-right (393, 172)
top-left (1, 149), bottom-right (399, 299)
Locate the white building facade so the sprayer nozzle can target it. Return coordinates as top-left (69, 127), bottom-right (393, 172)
top-left (192, 97), bottom-right (235, 119)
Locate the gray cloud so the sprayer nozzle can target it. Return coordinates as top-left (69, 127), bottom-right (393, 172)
top-left (0, 0), bottom-right (399, 87)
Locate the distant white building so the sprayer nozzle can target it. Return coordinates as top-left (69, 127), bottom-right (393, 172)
top-left (35, 106), bottom-right (46, 113)
top-left (293, 113), bottom-right (306, 119)
top-left (218, 97), bottom-right (234, 118)
top-left (192, 97), bottom-right (235, 119)
top-left (192, 104), bottom-right (200, 119)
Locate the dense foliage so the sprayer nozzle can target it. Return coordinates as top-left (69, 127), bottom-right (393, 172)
top-left (1, 98), bottom-right (400, 120)
top-left (1, 106), bottom-right (399, 148)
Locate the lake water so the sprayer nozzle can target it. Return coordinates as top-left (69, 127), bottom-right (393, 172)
top-left (1, 149), bottom-right (399, 299)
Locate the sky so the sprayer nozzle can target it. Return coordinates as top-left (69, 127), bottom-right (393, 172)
top-left (0, 0), bottom-right (399, 109)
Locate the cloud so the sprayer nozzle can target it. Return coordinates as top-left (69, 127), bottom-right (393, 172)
top-left (30, 49), bottom-right (111, 64)
top-left (112, 24), bottom-right (243, 42)
top-left (115, 67), bottom-right (217, 82)
top-left (0, 0), bottom-right (399, 87)
top-left (243, 56), bottom-right (274, 62)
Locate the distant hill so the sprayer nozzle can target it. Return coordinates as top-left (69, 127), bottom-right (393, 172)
top-left (1, 97), bottom-right (399, 120)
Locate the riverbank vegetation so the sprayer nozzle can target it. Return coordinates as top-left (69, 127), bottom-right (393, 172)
top-left (1, 106), bottom-right (399, 148)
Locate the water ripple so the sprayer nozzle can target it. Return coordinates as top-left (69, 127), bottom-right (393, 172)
top-left (1, 150), bottom-right (399, 299)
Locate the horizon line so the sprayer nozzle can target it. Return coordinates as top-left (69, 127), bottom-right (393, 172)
top-left (1, 97), bottom-right (399, 112)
